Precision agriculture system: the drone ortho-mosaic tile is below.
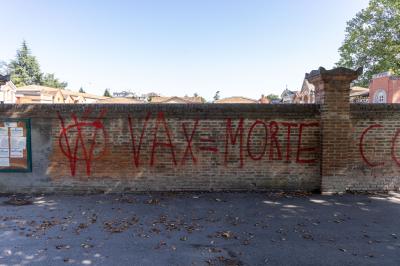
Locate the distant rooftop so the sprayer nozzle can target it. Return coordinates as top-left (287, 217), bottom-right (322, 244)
top-left (96, 97), bottom-right (144, 104)
top-left (17, 85), bottom-right (107, 99)
top-left (214, 96), bottom-right (258, 104)
top-left (150, 96), bottom-right (203, 104)
top-left (372, 71), bottom-right (400, 79)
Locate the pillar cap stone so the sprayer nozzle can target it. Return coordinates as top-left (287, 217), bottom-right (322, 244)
top-left (305, 67), bottom-right (363, 83)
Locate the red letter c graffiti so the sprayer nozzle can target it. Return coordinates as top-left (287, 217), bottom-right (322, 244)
top-left (392, 129), bottom-right (400, 166)
top-left (359, 124), bottom-right (384, 167)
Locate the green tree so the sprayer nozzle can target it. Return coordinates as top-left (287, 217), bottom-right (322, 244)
top-left (9, 41), bottom-right (68, 88)
top-left (213, 91), bottom-right (220, 101)
top-left (41, 73), bottom-right (68, 88)
top-left (103, 88), bottom-right (111, 97)
top-left (0, 60), bottom-right (9, 76)
top-left (337, 0), bottom-right (400, 86)
top-left (9, 41), bottom-right (42, 86)
top-left (266, 94), bottom-right (280, 101)
top-left (79, 87), bottom-right (85, 93)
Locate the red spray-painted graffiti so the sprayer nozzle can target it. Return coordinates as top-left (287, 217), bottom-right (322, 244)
top-left (127, 112), bottom-right (151, 167)
top-left (57, 110), bottom-right (320, 176)
top-left (246, 120), bottom-right (268, 161)
top-left (58, 109), bottom-right (107, 176)
top-left (359, 124), bottom-right (385, 167)
top-left (392, 129), bottom-right (400, 166)
top-left (296, 122), bottom-right (319, 164)
top-left (150, 112), bottom-right (177, 166)
top-left (127, 112), bottom-right (319, 168)
top-left (359, 123), bottom-right (400, 167)
top-left (281, 122), bottom-right (297, 162)
top-left (225, 118), bottom-right (244, 167)
top-left (55, 109), bottom-right (400, 174)
top-left (269, 121), bottom-right (282, 161)
top-left (181, 119), bottom-right (199, 165)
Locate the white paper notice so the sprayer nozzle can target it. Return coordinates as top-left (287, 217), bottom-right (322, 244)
top-left (10, 148), bottom-right (23, 158)
top-left (0, 148), bottom-right (8, 157)
top-left (0, 136), bottom-right (9, 149)
top-left (4, 122), bottom-right (17, 128)
top-left (0, 127), bottom-right (7, 136)
top-left (10, 137), bottom-right (26, 150)
top-left (10, 127), bottom-right (23, 137)
top-left (0, 158), bottom-right (9, 167)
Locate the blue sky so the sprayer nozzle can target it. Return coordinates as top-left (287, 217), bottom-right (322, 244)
top-left (1, 0), bottom-right (369, 100)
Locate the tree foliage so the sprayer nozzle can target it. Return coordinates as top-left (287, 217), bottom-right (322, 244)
top-left (213, 91), bottom-right (220, 101)
top-left (337, 0), bottom-right (400, 86)
top-left (266, 94), bottom-right (280, 101)
top-left (103, 88), bottom-right (111, 97)
top-left (8, 41), bottom-right (67, 88)
top-left (79, 87), bottom-right (85, 93)
top-left (0, 60), bottom-right (9, 76)
top-left (42, 73), bottom-right (68, 88)
top-left (9, 41), bottom-right (42, 86)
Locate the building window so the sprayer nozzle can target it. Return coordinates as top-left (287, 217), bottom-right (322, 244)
top-left (373, 89), bottom-right (387, 103)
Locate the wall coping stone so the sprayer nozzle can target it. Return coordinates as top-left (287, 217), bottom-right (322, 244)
top-left (351, 104), bottom-right (400, 118)
top-left (0, 104), bottom-right (320, 119)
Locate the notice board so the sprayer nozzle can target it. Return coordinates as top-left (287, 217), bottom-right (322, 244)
top-left (0, 119), bottom-right (32, 172)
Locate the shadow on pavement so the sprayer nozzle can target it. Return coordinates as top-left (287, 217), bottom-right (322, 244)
top-left (0, 192), bottom-right (398, 266)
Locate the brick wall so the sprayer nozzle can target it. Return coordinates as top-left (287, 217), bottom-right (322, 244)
top-left (1, 67), bottom-right (400, 193)
top-left (306, 67), bottom-right (360, 193)
top-left (309, 104), bottom-right (400, 192)
top-left (345, 104), bottom-right (400, 191)
top-left (306, 67), bottom-right (400, 193)
top-left (0, 104), bottom-right (321, 193)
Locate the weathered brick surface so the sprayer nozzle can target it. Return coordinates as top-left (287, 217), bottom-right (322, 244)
top-left (306, 68), bottom-right (359, 192)
top-left (344, 104), bottom-right (400, 191)
top-left (305, 67), bottom-right (400, 192)
top-left (1, 68), bottom-right (400, 193)
top-left (0, 104), bottom-right (321, 193)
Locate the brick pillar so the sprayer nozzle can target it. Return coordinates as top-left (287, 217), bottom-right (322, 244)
top-left (306, 67), bottom-right (362, 193)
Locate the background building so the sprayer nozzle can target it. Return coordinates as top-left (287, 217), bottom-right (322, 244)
top-left (293, 79), bottom-right (315, 103)
top-left (281, 88), bottom-right (297, 103)
top-left (369, 71), bottom-right (400, 103)
top-left (214, 96), bottom-right (258, 104)
top-left (349, 86), bottom-right (369, 103)
top-left (0, 81), bottom-right (17, 103)
top-left (95, 97), bottom-right (144, 104)
top-left (150, 96), bottom-right (204, 103)
top-left (15, 85), bottom-right (107, 104)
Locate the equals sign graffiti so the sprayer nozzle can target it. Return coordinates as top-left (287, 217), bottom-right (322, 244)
top-left (198, 137), bottom-right (218, 153)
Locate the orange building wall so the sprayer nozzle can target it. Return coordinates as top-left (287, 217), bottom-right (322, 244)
top-left (369, 75), bottom-right (400, 103)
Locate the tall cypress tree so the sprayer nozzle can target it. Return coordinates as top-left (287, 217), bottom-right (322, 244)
top-left (103, 88), bottom-right (111, 97)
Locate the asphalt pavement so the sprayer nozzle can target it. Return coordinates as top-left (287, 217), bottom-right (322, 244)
top-left (0, 192), bottom-right (399, 266)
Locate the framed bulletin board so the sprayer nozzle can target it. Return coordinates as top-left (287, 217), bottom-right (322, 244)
top-left (0, 119), bottom-right (32, 172)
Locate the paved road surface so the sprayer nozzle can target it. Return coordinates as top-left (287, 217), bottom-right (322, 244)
top-left (0, 192), bottom-right (399, 266)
